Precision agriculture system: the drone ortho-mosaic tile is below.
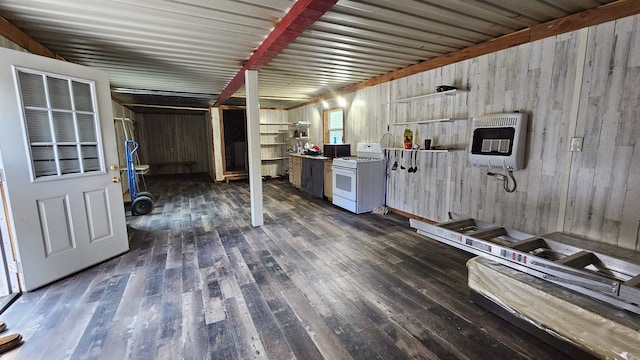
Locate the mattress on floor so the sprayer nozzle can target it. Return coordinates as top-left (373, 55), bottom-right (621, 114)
top-left (467, 256), bottom-right (640, 359)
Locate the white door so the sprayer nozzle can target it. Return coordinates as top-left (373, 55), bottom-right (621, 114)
top-left (0, 47), bottom-right (129, 291)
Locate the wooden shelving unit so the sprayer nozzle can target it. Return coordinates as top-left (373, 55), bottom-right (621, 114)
top-left (385, 147), bottom-right (462, 153)
top-left (260, 124), bottom-right (289, 177)
top-left (385, 88), bottom-right (469, 150)
top-left (384, 89), bottom-right (468, 104)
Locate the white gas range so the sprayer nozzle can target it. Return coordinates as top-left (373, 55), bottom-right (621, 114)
top-left (332, 143), bottom-right (386, 214)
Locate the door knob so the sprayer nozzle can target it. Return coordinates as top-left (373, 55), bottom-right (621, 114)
top-left (112, 176), bottom-right (121, 183)
top-left (110, 164), bottom-right (119, 171)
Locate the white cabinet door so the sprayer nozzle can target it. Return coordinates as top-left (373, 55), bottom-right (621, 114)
top-left (0, 48), bottom-right (128, 291)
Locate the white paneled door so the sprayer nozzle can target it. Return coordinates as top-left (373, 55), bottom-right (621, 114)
top-left (0, 48), bottom-right (128, 291)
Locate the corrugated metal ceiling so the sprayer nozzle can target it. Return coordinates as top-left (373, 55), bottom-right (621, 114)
top-left (0, 0), bottom-right (616, 110)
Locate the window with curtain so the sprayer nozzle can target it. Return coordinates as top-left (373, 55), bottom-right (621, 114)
top-left (323, 108), bottom-right (344, 144)
top-left (16, 69), bottom-right (103, 179)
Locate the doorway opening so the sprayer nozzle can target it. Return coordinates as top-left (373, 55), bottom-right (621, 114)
top-left (221, 109), bottom-right (247, 175)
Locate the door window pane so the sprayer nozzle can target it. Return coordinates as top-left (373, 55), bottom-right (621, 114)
top-left (58, 145), bottom-right (81, 174)
top-left (81, 145), bottom-right (100, 171)
top-left (52, 111), bottom-right (76, 142)
top-left (25, 109), bottom-right (52, 142)
top-left (31, 145), bottom-right (57, 176)
top-left (16, 69), bottom-right (103, 179)
top-left (77, 114), bottom-right (97, 142)
top-left (47, 77), bottom-right (72, 110)
top-left (18, 72), bottom-right (47, 107)
top-left (72, 81), bottom-right (94, 112)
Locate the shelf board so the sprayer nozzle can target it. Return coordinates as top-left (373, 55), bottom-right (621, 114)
top-left (261, 142), bottom-right (288, 145)
top-left (259, 122), bottom-right (292, 125)
top-left (260, 132), bottom-right (284, 135)
top-left (385, 147), bottom-right (462, 153)
top-left (385, 89), bottom-right (468, 104)
top-left (392, 117), bottom-right (467, 125)
top-left (261, 157), bottom-right (288, 161)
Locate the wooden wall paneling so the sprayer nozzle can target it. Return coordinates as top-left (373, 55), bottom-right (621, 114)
top-left (288, 106), bottom-right (322, 149)
top-left (526, 36), bottom-right (566, 234)
top-left (447, 32), bottom-right (574, 234)
top-left (346, 84), bottom-right (389, 145)
top-left (138, 113), bottom-right (209, 175)
top-left (566, 17), bottom-right (640, 250)
top-left (565, 20), bottom-right (616, 243)
top-left (0, 35), bottom-right (28, 53)
top-left (592, 18), bottom-right (634, 245)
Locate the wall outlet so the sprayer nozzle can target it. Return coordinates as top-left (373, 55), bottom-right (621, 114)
top-left (570, 137), bottom-right (583, 152)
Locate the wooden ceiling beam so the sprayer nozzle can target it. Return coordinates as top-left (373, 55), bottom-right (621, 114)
top-left (0, 16), bottom-right (64, 60)
top-left (214, 0), bottom-right (337, 106)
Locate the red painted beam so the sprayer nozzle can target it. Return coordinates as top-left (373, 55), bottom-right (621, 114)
top-left (214, 0), bottom-right (337, 106)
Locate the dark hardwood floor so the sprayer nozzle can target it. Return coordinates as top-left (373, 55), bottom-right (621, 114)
top-left (0, 174), bottom-right (571, 359)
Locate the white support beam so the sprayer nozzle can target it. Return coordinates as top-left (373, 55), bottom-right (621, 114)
top-left (245, 70), bottom-right (263, 226)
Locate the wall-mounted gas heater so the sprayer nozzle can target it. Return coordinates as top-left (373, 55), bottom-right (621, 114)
top-left (468, 112), bottom-right (527, 171)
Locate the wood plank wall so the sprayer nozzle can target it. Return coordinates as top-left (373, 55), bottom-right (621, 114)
top-left (296, 14), bottom-right (640, 251)
top-left (288, 105), bottom-right (324, 151)
top-left (137, 113), bottom-right (210, 175)
top-left (0, 34), bottom-right (27, 52)
top-left (566, 16), bottom-right (640, 250)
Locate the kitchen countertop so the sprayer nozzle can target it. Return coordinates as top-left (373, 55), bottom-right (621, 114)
top-left (288, 152), bottom-right (331, 160)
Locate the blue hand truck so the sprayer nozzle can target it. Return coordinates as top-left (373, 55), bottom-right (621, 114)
top-left (125, 139), bottom-right (155, 215)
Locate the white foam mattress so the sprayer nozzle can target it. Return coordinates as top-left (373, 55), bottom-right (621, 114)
top-left (467, 256), bottom-right (640, 359)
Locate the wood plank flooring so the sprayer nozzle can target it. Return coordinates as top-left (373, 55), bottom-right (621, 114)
top-left (0, 174), bottom-right (572, 359)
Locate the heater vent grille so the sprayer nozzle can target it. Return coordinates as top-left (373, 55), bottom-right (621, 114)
top-left (468, 112), bottom-right (528, 171)
top-left (473, 116), bottom-right (519, 128)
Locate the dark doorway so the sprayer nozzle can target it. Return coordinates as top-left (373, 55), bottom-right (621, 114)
top-left (221, 109), bottom-right (247, 173)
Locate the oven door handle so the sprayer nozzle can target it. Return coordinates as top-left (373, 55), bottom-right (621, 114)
top-left (332, 167), bottom-right (356, 174)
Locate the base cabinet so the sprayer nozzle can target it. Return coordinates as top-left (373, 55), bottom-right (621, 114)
top-left (289, 155), bottom-right (301, 189)
top-left (324, 160), bottom-right (332, 200)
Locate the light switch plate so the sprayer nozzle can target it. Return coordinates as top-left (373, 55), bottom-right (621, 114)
top-left (570, 137), bottom-right (583, 152)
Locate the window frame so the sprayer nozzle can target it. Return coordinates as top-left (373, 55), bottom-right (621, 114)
top-left (14, 67), bottom-right (105, 182)
top-left (323, 108), bottom-right (345, 144)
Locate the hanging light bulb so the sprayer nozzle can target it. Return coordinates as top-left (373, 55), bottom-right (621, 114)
top-left (337, 96), bottom-right (347, 107)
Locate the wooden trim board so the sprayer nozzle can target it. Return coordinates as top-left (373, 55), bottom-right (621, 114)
top-left (0, 17), bottom-right (62, 60)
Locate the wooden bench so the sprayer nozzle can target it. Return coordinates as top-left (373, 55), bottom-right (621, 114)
top-left (223, 173), bottom-right (248, 183)
top-left (149, 161), bottom-right (196, 174)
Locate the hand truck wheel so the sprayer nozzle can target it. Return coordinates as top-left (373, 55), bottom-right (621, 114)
top-left (136, 191), bottom-right (155, 202)
top-left (132, 195), bottom-right (154, 215)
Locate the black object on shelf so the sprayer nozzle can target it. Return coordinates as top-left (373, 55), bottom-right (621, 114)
top-left (436, 85), bottom-right (457, 92)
